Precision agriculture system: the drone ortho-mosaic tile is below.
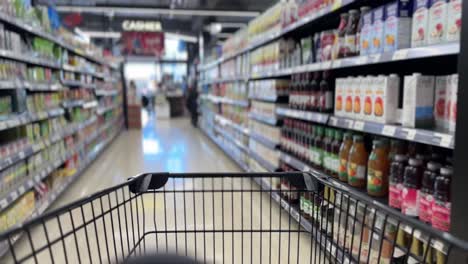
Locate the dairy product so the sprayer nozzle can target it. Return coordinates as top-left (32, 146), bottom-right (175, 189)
top-left (402, 73), bottom-right (435, 127)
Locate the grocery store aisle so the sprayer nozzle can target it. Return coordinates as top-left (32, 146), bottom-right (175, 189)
top-left (54, 113), bottom-right (241, 207)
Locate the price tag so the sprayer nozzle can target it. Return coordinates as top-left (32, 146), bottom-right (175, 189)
top-left (369, 54), bottom-right (381, 63)
top-left (333, 59), bottom-right (342, 68)
top-left (0, 122), bottom-right (6, 130)
top-left (439, 134), bottom-right (453, 148)
top-left (18, 151), bottom-right (25, 159)
top-left (433, 240), bottom-right (447, 253)
top-left (273, 194), bottom-right (280, 203)
top-left (357, 56), bottom-right (368, 65)
top-left (321, 61), bottom-right (331, 69)
top-left (18, 185), bottom-right (25, 194)
top-left (353, 121), bottom-right (365, 131)
top-left (382, 125), bottom-right (396, 136)
top-left (405, 129), bottom-right (417, 140)
top-left (0, 199), bottom-right (7, 209)
top-left (346, 119), bottom-right (354, 129)
top-left (304, 165), bottom-right (311, 171)
top-left (291, 210), bottom-right (300, 222)
top-left (281, 199), bottom-right (290, 211)
top-left (11, 191), bottom-right (18, 201)
top-left (392, 49), bottom-right (409, 60)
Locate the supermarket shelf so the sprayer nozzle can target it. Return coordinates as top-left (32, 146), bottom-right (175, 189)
top-left (249, 94), bottom-right (287, 103)
top-left (0, 108), bottom-right (65, 132)
top-left (249, 149), bottom-right (279, 172)
top-left (215, 114), bottom-right (250, 135)
top-left (23, 81), bottom-right (63, 91)
top-left (214, 125), bottom-right (249, 153)
top-left (251, 43), bottom-right (460, 78)
top-left (200, 126), bottom-right (250, 172)
top-left (0, 49), bottom-right (61, 69)
top-left (83, 100), bottom-right (99, 109)
top-left (276, 107), bottom-right (329, 124)
top-left (249, 131), bottom-right (280, 150)
top-left (200, 76), bottom-right (248, 85)
top-left (96, 104), bottom-right (118, 115)
top-left (248, 113), bottom-right (280, 126)
top-left (62, 100), bottom-right (85, 108)
top-left (207, 95), bottom-right (249, 107)
top-left (328, 116), bottom-right (455, 149)
top-left (61, 79), bottom-right (97, 89)
top-left (95, 89), bottom-right (119, 96)
top-left (0, 80), bottom-right (17, 89)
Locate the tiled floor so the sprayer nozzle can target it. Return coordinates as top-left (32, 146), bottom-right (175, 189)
top-left (3, 114), bottom-right (322, 263)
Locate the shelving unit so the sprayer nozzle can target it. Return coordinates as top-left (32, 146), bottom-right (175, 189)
top-left (198, 0), bottom-right (468, 261)
top-left (0, 8), bottom-right (125, 250)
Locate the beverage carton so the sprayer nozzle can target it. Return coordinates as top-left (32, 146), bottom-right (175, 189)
top-left (428, 0), bottom-right (448, 45)
top-left (335, 78), bottom-right (344, 117)
top-left (411, 0), bottom-right (431, 47)
top-left (371, 7), bottom-right (386, 54)
top-left (353, 76), bottom-right (364, 120)
top-left (434, 75), bottom-right (449, 130)
top-left (363, 76), bottom-right (375, 121)
top-left (446, 0), bottom-right (462, 42)
top-left (448, 74), bottom-right (458, 132)
top-left (360, 10), bottom-right (373, 55)
top-left (374, 74), bottom-right (400, 124)
top-left (402, 73), bottom-right (435, 128)
top-left (344, 77), bottom-right (354, 118)
top-left (384, 0), bottom-right (413, 52)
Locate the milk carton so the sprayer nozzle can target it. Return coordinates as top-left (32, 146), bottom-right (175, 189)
top-left (446, 0), bottom-right (462, 42)
top-left (360, 10), bottom-right (373, 55)
top-left (384, 0), bottom-right (413, 52)
top-left (371, 7), bottom-right (386, 54)
top-left (428, 0), bottom-right (448, 45)
top-left (448, 74), bottom-right (458, 132)
top-left (434, 75), bottom-right (449, 129)
top-left (344, 77), bottom-right (354, 117)
top-left (353, 77), bottom-right (364, 120)
top-left (374, 74), bottom-right (400, 124)
top-left (335, 78), bottom-right (344, 117)
top-left (363, 76), bottom-right (375, 121)
top-left (411, 0), bottom-right (431, 47)
top-left (402, 73), bottom-right (435, 128)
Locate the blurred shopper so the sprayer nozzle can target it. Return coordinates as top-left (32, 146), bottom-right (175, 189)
top-left (186, 85), bottom-right (198, 127)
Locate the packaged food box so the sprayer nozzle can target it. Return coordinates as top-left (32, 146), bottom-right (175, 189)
top-left (411, 0), bottom-right (431, 47)
top-left (373, 74), bottom-right (400, 124)
top-left (344, 77), bottom-right (354, 117)
top-left (434, 75), bottom-right (449, 129)
top-left (428, 0), bottom-right (448, 45)
top-left (448, 74), bottom-right (458, 132)
top-left (363, 76), bottom-right (375, 121)
top-left (353, 77), bottom-right (364, 119)
top-left (446, 0), bottom-right (462, 42)
top-left (371, 7), bottom-right (386, 54)
top-left (402, 73), bottom-right (435, 128)
top-left (360, 9), bottom-right (373, 56)
top-left (335, 78), bottom-right (344, 116)
top-left (384, 0), bottom-right (413, 52)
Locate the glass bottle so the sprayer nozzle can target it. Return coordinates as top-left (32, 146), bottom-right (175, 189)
top-left (389, 154), bottom-right (408, 210)
top-left (338, 132), bottom-right (353, 182)
top-left (344, 9), bottom-right (360, 57)
top-left (337, 12), bottom-right (349, 58)
top-left (402, 158), bottom-right (424, 217)
top-left (367, 140), bottom-right (390, 197)
top-left (331, 130), bottom-right (343, 178)
top-left (432, 167), bottom-right (453, 232)
top-left (319, 71), bottom-right (333, 113)
top-left (419, 161), bottom-right (441, 223)
top-left (347, 135), bottom-right (368, 188)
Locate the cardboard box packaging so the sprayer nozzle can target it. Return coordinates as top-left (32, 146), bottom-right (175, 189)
top-left (411, 0), bottom-right (431, 47)
top-left (344, 77), bottom-right (354, 117)
top-left (384, 0), bottom-right (413, 52)
top-left (360, 10), bottom-right (373, 55)
top-left (446, 0), bottom-right (462, 42)
top-left (448, 74), bottom-right (458, 132)
top-left (335, 78), bottom-right (344, 117)
top-left (402, 73), bottom-right (435, 127)
top-left (374, 74), bottom-right (400, 124)
top-left (434, 75), bottom-right (449, 129)
top-left (363, 76), bottom-right (375, 121)
top-left (428, 0), bottom-right (448, 45)
top-left (371, 7), bottom-right (386, 54)
top-left (353, 77), bottom-right (364, 120)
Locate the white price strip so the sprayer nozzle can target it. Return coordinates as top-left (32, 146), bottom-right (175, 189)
top-left (392, 49), bottom-right (409, 60)
top-left (346, 119), bottom-right (354, 129)
top-left (357, 56), bottom-right (368, 65)
top-left (439, 134), bottom-right (453, 148)
top-left (0, 199), bottom-right (7, 209)
top-left (330, 117), bottom-right (338, 126)
top-left (291, 210), bottom-right (300, 222)
top-left (18, 151), bottom-right (25, 159)
top-left (0, 122), bottom-right (6, 130)
top-left (353, 121), bottom-right (365, 131)
top-left (18, 185), bottom-right (25, 194)
top-left (333, 59), bottom-right (342, 68)
top-left (281, 200), bottom-right (290, 210)
top-left (405, 129), bottom-right (417, 140)
top-left (11, 191), bottom-right (18, 201)
top-left (321, 61), bottom-right (332, 69)
top-left (382, 125), bottom-right (397, 136)
top-left (369, 54), bottom-right (381, 63)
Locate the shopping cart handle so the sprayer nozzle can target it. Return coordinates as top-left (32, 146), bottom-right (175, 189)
top-left (128, 172), bottom-right (169, 193)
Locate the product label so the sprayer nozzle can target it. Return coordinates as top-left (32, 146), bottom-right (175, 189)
top-left (372, 7), bottom-right (385, 54)
top-left (374, 93), bottom-right (384, 117)
top-left (331, 154), bottom-right (339, 173)
top-left (418, 191), bottom-right (434, 223)
top-left (389, 183), bottom-right (403, 209)
top-left (339, 158), bottom-right (348, 179)
top-left (364, 94), bottom-right (373, 116)
top-left (432, 201), bottom-right (451, 231)
top-left (428, 0), bottom-right (448, 44)
top-left (321, 91), bottom-right (334, 110)
top-left (367, 168), bottom-right (385, 193)
top-left (447, 0), bottom-right (462, 42)
top-left (412, 0), bottom-right (430, 47)
top-left (348, 162), bottom-right (366, 183)
top-left (345, 94), bottom-right (353, 114)
top-left (345, 34), bottom-right (357, 54)
top-left (354, 93), bottom-right (361, 114)
top-left (402, 187), bottom-right (420, 216)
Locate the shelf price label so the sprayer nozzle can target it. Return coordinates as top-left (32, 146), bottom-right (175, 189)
top-left (404, 129), bottom-right (417, 140)
top-left (346, 119), bottom-right (354, 129)
top-left (392, 49), bottom-right (409, 60)
top-left (353, 121), bottom-right (365, 131)
top-left (438, 134), bottom-right (453, 148)
top-left (382, 125), bottom-right (396, 136)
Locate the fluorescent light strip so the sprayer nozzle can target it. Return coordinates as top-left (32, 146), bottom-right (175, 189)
top-left (56, 6), bottom-right (260, 17)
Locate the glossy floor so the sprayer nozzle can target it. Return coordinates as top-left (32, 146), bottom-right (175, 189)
top-left (3, 115), bottom-right (322, 263)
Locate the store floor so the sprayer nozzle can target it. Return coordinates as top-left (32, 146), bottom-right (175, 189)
top-left (5, 113), bottom-right (322, 263)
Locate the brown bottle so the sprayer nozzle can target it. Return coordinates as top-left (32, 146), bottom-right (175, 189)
top-left (367, 140), bottom-right (390, 197)
top-left (338, 132), bottom-right (353, 182)
top-left (347, 135), bottom-right (368, 188)
top-left (331, 130), bottom-right (343, 178)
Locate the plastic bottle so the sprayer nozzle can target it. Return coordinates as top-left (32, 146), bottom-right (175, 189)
top-left (338, 132), bottom-right (353, 182)
top-left (432, 167), bottom-right (452, 232)
top-left (419, 161), bottom-right (441, 223)
top-left (367, 140), bottom-right (390, 197)
top-left (402, 158), bottom-right (424, 217)
top-left (356, 6), bottom-right (371, 56)
top-left (389, 154), bottom-right (408, 210)
top-left (347, 135), bottom-right (368, 188)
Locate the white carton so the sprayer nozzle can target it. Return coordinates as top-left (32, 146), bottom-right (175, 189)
top-left (360, 10), bottom-right (373, 55)
top-left (448, 74), bottom-right (458, 132)
top-left (428, 0), bottom-right (448, 45)
top-left (371, 7), bottom-right (386, 54)
top-left (353, 76), bottom-right (364, 120)
top-left (363, 76), bottom-right (375, 121)
top-left (446, 0), bottom-right (462, 42)
top-left (402, 73), bottom-right (435, 128)
top-left (374, 74), bottom-right (400, 124)
top-left (434, 76), bottom-right (449, 130)
top-left (384, 0), bottom-right (413, 52)
top-left (344, 77), bottom-right (354, 118)
top-left (411, 0), bottom-right (431, 47)
top-left (335, 78), bottom-right (344, 117)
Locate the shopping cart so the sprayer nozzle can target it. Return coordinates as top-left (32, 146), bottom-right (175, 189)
top-left (0, 172), bottom-right (468, 263)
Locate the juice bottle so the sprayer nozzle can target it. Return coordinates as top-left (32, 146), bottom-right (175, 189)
top-left (345, 9), bottom-right (360, 57)
top-left (388, 139), bottom-right (406, 162)
top-left (419, 161), bottom-right (441, 223)
top-left (312, 126), bottom-right (324, 169)
top-left (389, 154), bottom-right (408, 210)
top-left (367, 140), bottom-right (390, 197)
top-left (402, 158), bottom-right (424, 217)
top-left (337, 12), bottom-right (349, 58)
top-left (338, 132), bottom-right (353, 182)
top-left (310, 72), bottom-right (320, 111)
top-left (301, 123), bottom-right (309, 161)
top-left (432, 167), bottom-right (452, 232)
top-left (308, 126), bottom-right (316, 165)
top-left (319, 71), bottom-right (334, 113)
top-left (347, 135), bottom-right (368, 188)
top-left (331, 130), bottom-right (343, 178)
top-left (356, 6), bottom-right (371, 56)
top-left (323, 128), bottom-right (334, 174)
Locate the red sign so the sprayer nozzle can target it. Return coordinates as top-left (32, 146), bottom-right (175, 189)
top-left (122, 32), bottom-right (165, 57)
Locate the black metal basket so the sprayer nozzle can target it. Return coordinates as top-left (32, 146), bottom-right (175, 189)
top-left (0, 172), bottom-right (467, 263)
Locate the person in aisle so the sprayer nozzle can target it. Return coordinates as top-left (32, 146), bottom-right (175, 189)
top-left (186, 82), bottom-right (198, 127)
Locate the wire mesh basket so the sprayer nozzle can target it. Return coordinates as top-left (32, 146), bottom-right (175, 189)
top-left (0, 172), bottom-right (467, 263)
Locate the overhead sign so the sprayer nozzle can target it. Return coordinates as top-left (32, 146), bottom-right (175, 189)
top-left (122, 32), bottom-right (165, 57)
top-left (122, 20), bottom-right (162, 32)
